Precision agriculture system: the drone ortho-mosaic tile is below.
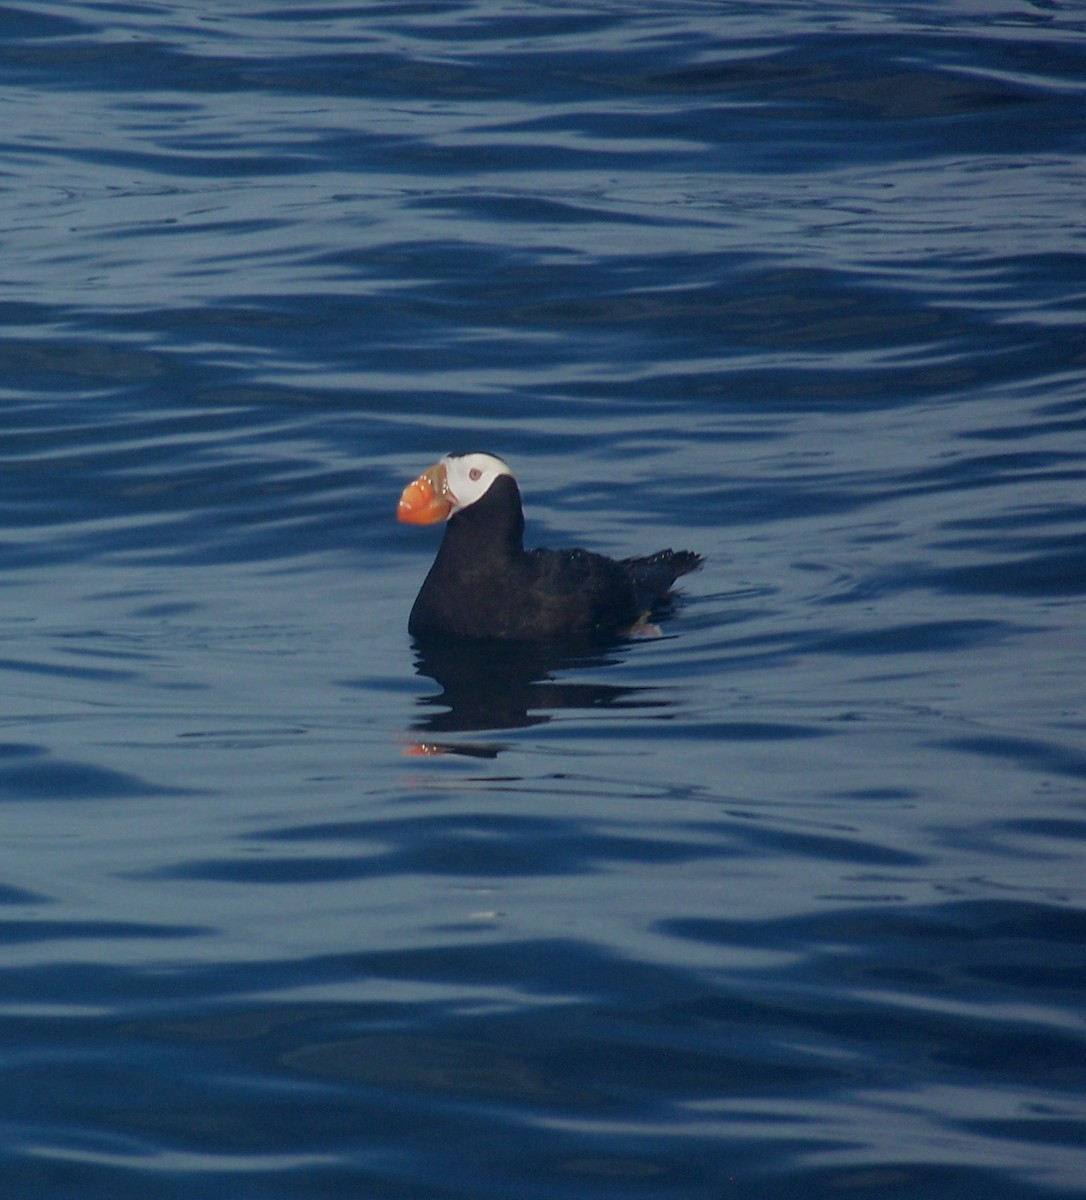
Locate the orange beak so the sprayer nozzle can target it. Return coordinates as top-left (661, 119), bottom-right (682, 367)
top-left (396, 462), bottom-right (453, 524)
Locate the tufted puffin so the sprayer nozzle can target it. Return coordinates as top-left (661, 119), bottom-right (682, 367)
top-left (397, 451), bottom-right (702, 640)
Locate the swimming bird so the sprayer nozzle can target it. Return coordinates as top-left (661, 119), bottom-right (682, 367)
top-left (396, 451), bottom-right (702, 639)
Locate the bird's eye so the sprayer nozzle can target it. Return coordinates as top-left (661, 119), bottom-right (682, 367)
top-left (469, 468), bottom-right (482, 481)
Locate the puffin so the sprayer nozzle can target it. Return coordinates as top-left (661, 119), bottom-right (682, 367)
top-left (396, 451), bottom-right (702, 640)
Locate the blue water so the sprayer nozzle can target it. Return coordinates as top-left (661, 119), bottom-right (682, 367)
top-left (2, 2), bottom-right (1085, 1197)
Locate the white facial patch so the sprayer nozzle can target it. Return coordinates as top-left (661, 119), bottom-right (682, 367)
top-left (442, 452), bottom-right (513, 512)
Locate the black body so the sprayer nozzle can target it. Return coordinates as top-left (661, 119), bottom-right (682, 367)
top-left (408, 474), bottom-right (701, 640)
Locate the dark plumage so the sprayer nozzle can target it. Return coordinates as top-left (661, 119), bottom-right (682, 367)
top-left (397, 452), bottom-right (702, 640)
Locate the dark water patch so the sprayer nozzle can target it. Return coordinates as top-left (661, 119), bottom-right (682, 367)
top-left (651, 31), bottom-right (1084, 111)
top-left (744, 1163), bottom-right (1041, 1200)
top-left (656, 903), bottom-right (1086, 1095)
top-left (464, 264), bottom-right (976, 386)
top-left (148, 810), bottom-right (738, 885)
top-left (911, 448), bottom-right (1083, 489)
top-left (0, 5), bottom-right (79, 43)
top-left (21, 908), bottom-right (1069, 1194)
top-left (0, 919), bottom-right (208, 946)
top-left (175, 726), bottom-right (309, 747)
top-left (963, 380), bottom-right (1086, 440)
top-left (688, 617), bottom-right (1021, 675)
top-left (1000, 817), bottom-right (1086, 842)
top-left (441, 190), bottom-right (675, 229)
top-left (128, 600), bottom-right (201, 619)
top-left (737, 824), bottom-right (923, 868)
top-left (282, 1015), bottom-right (835, 1105)
top-left (664, 898), bottom-right (1086, 993)
top-left (1, 358), bottom-right (408, 567)
top-left (0, 881), bottom-right (47, 905)
top-left (0, 336), bottom-right (163, 387)
top-left (0, 655), bottom-right (136, 682)
top-left (530, 718), bottom-right (829, 744)
top-left (146, 854), bottom-right (383, 886)
top-left (875, 451), bottom-right (1086, 519)
top-left (926, 547), bottom-right (1086, 597)
top-left (0, 741), bottom-right (46, 761)
top-left (933, 733), bottom-right (1086, 781)
top-left (938, 501), bottom-right (1086, 537)
top-left (957, 1115), bottom-right (1086, 1152)
top-left (284, 1031), bottom-right (602, 1106)
top-left (0, 745), bottom-right (189, 801)
top-left (809, 619), bottom-right (1007, 655)
top-left (312, 936), bottom-right (711, 1007)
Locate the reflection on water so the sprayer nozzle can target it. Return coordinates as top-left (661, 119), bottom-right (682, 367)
top-left (408, 632), bottom-right (672, 750)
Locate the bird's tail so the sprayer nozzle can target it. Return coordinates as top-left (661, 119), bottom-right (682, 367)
top-left (622, 549), bottom-right (703, 610)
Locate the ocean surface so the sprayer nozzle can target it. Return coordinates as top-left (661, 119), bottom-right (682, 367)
top-left (2, 2), bottom-right (1085, 1197)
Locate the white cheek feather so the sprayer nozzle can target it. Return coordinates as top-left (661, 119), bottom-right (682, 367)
top-left (443, 452), bottom-right (513, 512)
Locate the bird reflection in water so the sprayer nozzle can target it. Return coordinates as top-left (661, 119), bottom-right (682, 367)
top-left (405, 631), bottom-right (673, 758)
